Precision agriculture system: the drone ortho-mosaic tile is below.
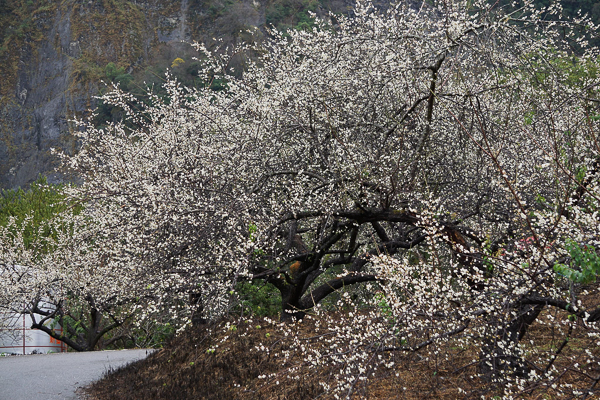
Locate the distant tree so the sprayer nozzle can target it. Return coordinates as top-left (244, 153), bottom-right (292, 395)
top-left (0, 176), bottom-right (69, 246)
top-left (0, 209), bottom-right (158, 351)
top-left (0, 178), bottom-right (152, 351)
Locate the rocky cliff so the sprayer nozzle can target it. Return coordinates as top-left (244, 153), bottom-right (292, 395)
top-left (0, 0), bottom-right (272, 189)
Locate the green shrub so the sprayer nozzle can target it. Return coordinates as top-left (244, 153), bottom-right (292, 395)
top-left (235, 281), bottom-right (281, 317)
top-left (555, 239), bottom-right (600, 284)
top-left (0, 175), bottom-right (76, 248)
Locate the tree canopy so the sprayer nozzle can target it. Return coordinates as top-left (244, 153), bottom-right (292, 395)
top-left (3, 0), bottom-right (600, 396)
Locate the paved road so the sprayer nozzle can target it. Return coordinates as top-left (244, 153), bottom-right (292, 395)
top-left (0, 349), bottom-right (153, 400)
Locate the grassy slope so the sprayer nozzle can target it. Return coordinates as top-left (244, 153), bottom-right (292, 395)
top-left (85, 318), bottom-right (328, 400)
top-left (83, 314), bottom-right (487, 400)
top-left (84, 305), bottom-right (600, 399)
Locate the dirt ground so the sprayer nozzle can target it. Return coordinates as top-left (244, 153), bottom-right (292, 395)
top-left (84, 311), bottom-right (600, 400)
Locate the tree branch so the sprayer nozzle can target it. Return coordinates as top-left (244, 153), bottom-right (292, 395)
top-left (298, 273), bottom-right (379, 309)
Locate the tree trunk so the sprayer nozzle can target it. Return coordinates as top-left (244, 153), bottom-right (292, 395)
top-left (479, 304), bottom-right (544, 380)
top-left (280, 283), bottom-right (306, 321)
top-left (190, 291), bottom-right (208, 326)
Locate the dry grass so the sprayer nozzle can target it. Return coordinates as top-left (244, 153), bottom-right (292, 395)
top-left (84, 309), bottom-right (600, 400)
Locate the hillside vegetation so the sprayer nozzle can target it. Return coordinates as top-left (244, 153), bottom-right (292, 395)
top-left (85, 306), bottom-right (600, 399)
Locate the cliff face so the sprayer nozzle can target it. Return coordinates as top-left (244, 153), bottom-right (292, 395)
top-left (0, 0), bottom-right (269, 189)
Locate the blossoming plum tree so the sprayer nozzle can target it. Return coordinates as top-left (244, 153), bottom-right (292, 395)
top-left (0, 209), bottom-right (156, 351)
top-left (5, 0), bottom-right (599, 394)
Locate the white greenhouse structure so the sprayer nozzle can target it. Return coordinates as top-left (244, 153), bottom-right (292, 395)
top-left (0, 300), bottom-right (66, 355)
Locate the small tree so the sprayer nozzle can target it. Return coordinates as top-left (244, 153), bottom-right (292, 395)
top-left (0, 180), bottom-right (154, 351)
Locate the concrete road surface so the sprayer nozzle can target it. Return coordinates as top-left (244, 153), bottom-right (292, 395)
top-left (0, 349), bottom-right (153, 400)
